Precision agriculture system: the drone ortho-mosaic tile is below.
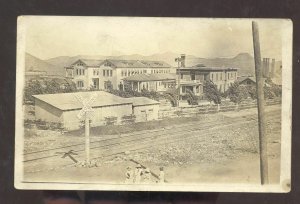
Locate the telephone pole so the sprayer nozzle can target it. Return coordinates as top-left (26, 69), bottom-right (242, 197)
top-left (252, 21), bottom-right (269, 184)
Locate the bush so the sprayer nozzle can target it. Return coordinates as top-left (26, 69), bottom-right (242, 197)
top-left (121, 114), bottom-right (136, 124)
top-left (105, 116), bottom-right (118, 126)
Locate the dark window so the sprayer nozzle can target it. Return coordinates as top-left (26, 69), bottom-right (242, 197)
top-left (77, 81), bottom-right (84, 88)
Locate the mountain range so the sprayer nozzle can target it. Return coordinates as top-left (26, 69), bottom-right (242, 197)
top-left (25, 52), bottom-right (282, 77)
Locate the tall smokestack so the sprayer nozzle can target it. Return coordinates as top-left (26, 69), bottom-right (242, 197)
top-left (262, 58), bottom-right (266, 77)
top-left (266, 58), bottom-right (270, 78)
top-left (180, 54), bottom-right (186, 68)
top-left (270, 59), bottom-right (275, 78)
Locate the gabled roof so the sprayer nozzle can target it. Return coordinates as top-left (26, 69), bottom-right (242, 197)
top-left (71, 59), bottom-right (172, 68)
top-left (125, 97), bottom-right (160, 106)
top-left (122, 73), bottom-right (177, 82)
top-left (33, 91), bottom-right (132, 111)
top-left (72, 59), bottom-right (104, 67)
top-left (237, 76), bottom-right (256, 83)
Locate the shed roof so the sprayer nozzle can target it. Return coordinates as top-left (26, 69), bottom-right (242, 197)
top-left (125, 97), bottom-right (160, 106)
top-left (33, 91), bottom-right (132, 111)
top-left (123, 73), bottom-right (176, 82)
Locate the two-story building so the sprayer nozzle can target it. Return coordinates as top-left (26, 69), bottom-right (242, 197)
top-left (65, 59), bottom-right (175, 90)
top-left (177, 65), bottom-right (238, 94)
top-left (175, 54), bottom-right (238, 96)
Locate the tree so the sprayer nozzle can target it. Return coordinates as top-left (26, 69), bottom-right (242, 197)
top-left (163, 88), bottom-right (178, 107)
top-left (24, 78), bottom-right (77, 103)
top-left (185, 89), bottom-right (198, 105)
top-left (203, 80), bottom-right (222, 104)
top-left (226, 82), bottom-right (249, 104)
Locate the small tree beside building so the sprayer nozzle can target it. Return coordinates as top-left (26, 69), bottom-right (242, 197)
top-left (203, 80), bottom-right (222, 105)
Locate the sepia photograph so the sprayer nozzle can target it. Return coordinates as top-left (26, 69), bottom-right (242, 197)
top-left (15, 16), bottom-right (292, 192)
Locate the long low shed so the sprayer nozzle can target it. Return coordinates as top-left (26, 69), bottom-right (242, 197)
top-left (33, 91), bottom-right (160, 130)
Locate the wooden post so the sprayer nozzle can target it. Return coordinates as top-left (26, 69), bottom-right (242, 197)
top-left (252, 21), bottom-right (269, 184)
top-left (85, 116), bottom-right (90, 163)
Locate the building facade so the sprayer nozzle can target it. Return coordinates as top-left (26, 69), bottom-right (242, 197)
top-left (65, 59), bottom-right (175, 91)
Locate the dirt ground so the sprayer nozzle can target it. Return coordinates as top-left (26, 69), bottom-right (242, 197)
top-left (23, 105), bottom-right (281, 185)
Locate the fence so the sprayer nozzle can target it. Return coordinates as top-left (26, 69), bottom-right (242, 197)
top-left (158, 98), bottom-right (281, 119)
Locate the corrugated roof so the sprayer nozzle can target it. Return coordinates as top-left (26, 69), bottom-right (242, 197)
top-left (125, 97), bottom-right (160, 106)
top-left (33, 91), bottom-right (132, 111)
top-left (123, 73), bottom-right (176, 82)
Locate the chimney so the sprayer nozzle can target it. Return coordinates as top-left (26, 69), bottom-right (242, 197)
top-left (180, 54), bottom-right (186, 68)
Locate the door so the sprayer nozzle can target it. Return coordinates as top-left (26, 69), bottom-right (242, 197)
top-left (92, 78), bottom-right (99, 89)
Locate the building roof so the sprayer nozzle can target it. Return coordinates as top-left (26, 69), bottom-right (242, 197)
top-left (70, 59), bottom-right (172, 69)
top-left (33, 91), bottom-right (132, 111)
top-left (139, 60), bottom-right (171, 68)
top-left (178, 66), bottom-right (238, 72)
top-left (180, 80), bottom-right (202, 86)
top-left (122, 73), bottom-right (177, 82)
top-left (125, 97), bottom-right (160, 106)
top-left (104, 59), bottom-right (172, 68)
top-left (237, 76), bottom-right (256, 83)
top-left (72, 59), bottom-right (104, 67)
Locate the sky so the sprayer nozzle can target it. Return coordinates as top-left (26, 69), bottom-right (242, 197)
top-left (21, 16), bottom-right (285, 60)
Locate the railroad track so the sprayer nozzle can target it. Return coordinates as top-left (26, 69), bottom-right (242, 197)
top-left (23, 110), bottom-right (280, 162)
top-left (24, 111), bottom-right (281, 173)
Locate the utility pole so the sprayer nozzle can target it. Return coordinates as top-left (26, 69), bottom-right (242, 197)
top-left (75, 93), bottom-right (97, 164)
top-left (175, 57), bottom-right (181, 106)
top-left (252, 21), bottom-right (269, 184)
top-left (85, 116), bottom-right (90, 162)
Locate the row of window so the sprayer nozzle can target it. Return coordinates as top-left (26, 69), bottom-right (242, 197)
top-left (121, 69), bottom-right (147, 77)
top-left (76, 69), bottom-right (85, 76)
top-left (211, 72), bottom-right (237, 81)
top-left (121, 69), bottom-right (171, 77)
top-left (77, 81), bottom-right (84, 88)
top-left (77, 80), bottom-right (113, 89)
top-left (93, 69), bottom-right (113, 77)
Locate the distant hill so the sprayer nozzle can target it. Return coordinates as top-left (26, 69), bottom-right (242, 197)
top-left (25, 53), bottom-right (65, 76)
top-left (186, 53), bottom-right (255, 76)
top-left (29, 52), bottom-right (281, 77)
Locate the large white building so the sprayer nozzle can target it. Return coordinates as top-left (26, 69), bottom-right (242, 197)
top-left (65, 59), bottom-right (175, 90)
top-left (33, 91), bottom-right (160, 130)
